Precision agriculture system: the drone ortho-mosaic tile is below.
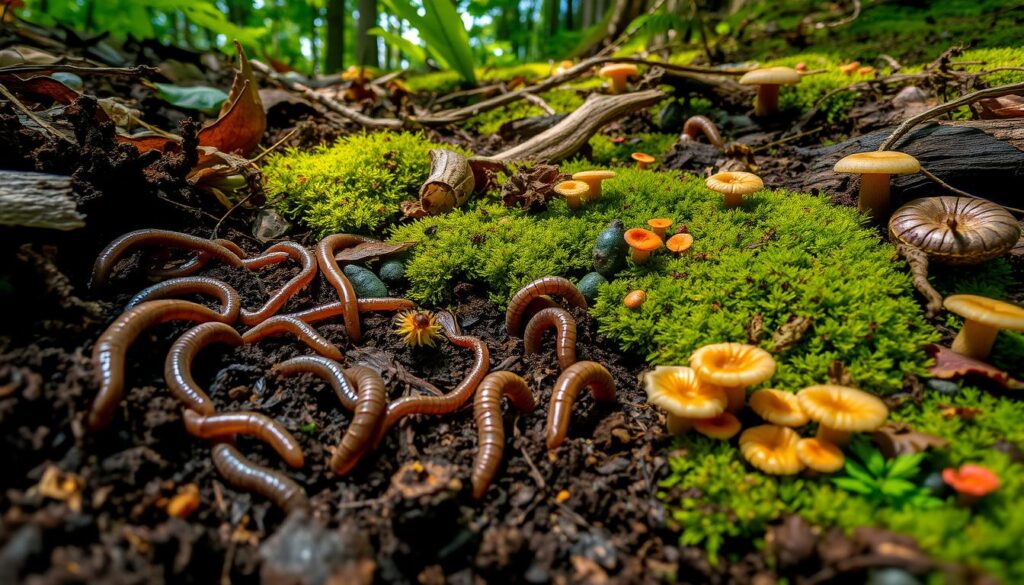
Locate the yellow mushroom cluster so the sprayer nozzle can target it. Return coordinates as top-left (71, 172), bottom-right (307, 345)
top-left (553, 170), bottom-right (616, 210)
top-left (645, 342), bottom-right (890, 476)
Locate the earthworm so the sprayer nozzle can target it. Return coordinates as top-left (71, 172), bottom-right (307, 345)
top-left (211, 443), bottom-right (309, 513)
top-left (521, 295), bottom-right (560, 325)
top-left (126, 277), bottom-right (241, 322)
top-left (147, 239), bottom-right (249, 279)
top-left (376, 311), bottom-right (490, 442)
top-left (286, 298), bottom-right (417, 324)
top-left (523, 307), bottom-right (578, 371)
top-left (273, 355), bottom-right (358, 411)
top-left (88, 300), bottom-right (231, 431)
top-left (239, 242), bottom-right (318, 326)
top-left (505, 277), bottom-right (587, 337)
top-left (680, 115), bottom-right (724, 149)
top-left (183, 409), bottom-right (304, 468)
top-left (471, 371), bottom-right (536, 499)
top-left (92, 229), bottom-right (244, 288)
top-left (164, 322), bottom-right (243, 414)
top-left (240, 316), bottom-right (342, 360)
top-left (331, 366), bottom-right (387, 475)
top-left (316, 234), bottom-right (372, 343)
top-left (545, 361), bottom-right (616, 450)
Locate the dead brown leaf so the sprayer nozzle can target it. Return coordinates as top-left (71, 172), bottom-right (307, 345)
top-left (871, 422), bottom-right (949, 458)
top-left (334, 240), bottom-right (416, 263)
top-left (926, 344), bottom-right (1024, 390)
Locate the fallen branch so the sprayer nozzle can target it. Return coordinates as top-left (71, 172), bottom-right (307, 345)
top-left (0, 64), bottom-right (158, 78)
top-left (0, 170), bottom-right (84, 230)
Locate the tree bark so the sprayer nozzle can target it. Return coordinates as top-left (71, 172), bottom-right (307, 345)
top-left (325, 0), bottom-right (346, 73)
top-left (0, 171), bottom-right (84, 231)
top-left (356, 0), bottom-right (379, 67)
top-left (545, 0), bottom-right (560, 37)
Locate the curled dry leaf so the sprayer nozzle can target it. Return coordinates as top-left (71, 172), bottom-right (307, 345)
top-left (333, 240), bottom-right (416, 263)
top-left (871, 422), bottom-right (949, 458)
top-left (977, 95), bottom-right (1024, 119)
top-left (188, 146), bottom-right (264, 209)
top-left (418, 149), bottom-right (474, 215)
top-left (500, 163), bottom-right (568, 211)
top-left (926, 344), bottom-right (1024, 390)
top-left (770, 315), bottom-right (813, 352)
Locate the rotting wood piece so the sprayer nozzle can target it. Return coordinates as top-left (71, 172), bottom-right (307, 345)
top-left (0, 170), bottom-right (84, 230)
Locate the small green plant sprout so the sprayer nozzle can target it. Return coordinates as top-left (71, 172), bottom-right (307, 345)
top-left (832, 438), bottom-right (941, 509)
top-left (394, 310), bottom-right (442, 348)
top-left (942, 464), bottom-right (1000, 506)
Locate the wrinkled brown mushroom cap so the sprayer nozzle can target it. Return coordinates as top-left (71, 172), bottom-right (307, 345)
top-left (889, 197), bottom-right (1020, 265)
top-left (834, 151), bottom-right (920, 175)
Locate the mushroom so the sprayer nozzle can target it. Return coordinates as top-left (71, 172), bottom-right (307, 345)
top-left (796, 385), bottom-right (889, 447)
top-left (749, 389), bottom-right (809, 427)
top-left (833, 151), bottom-right (920, 220)
top-left (553, 60), bottom-right (574, 76)
top-left (647, 218), bottom-right (673, 239)
top-left (553, 180), bottom-right (590, 211)
top-left (632, 152), bottom-right (656, 170)
top-left (694, 412), bottom-right (742, 440)
top-left (857, 66), bottom-right (876, 76)
top-left (598, 63), bottom-right (639, 94)
top-left (624, 228), bottom-right (662, 264)
top-left (644, 366), bottom-right (728, 435)
top-left (942, 464), bottom-right (1000, 506)
top-left (796, 438), bottom-right (846, 473)
top-left (690, 342), bottom-right (776, 413)
top-left (889, 197), bottom-right (1020, 265)
top-left (738, 67), bottom-right (801, 117)
top-left (705, 171), bottom-right (764, 209)
top-left (739, 425), bottom-right (804, 475)
top-left (666, 233), bottom-right (694, 254)
top-left (572, 170), bottom-right (616, 201)
top-left (943, 294), bottom-right (1024, 359)
top-left (624, 289), bottom-right (646, 309)
top-left (839, 61), bottom-right (860, 75)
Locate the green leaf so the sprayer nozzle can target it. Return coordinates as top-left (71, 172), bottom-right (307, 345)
top-left (300, 422), bottom-right (317, 433)
top-left (887, 453), bottom-right (925, 480)
top-left (151, 82), bottom-right (229, 114)
top-left (843, 460), bottom-right (876, 484)
top-left (367, 26), bottom-right (428, 67)
top-left (387, 0), bottom-right (477, 84)
top-left (832, 477), bottom-right (874, 495)
top-left (864, 447), bottom-right (887, 477)
top-left (879, 478), bottom-right (918, 497)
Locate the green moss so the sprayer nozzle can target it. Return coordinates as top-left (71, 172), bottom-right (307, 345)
top-left (263, 132), bottom-right (470, 236)
top-left (405, 63), bottom-right (553, 93)
top-left (956, 47), bottom-right (1024, 86)
top-left (587, 133), bottom-right (678, 167)
top-left (763, 53), bottom-right (861, 123)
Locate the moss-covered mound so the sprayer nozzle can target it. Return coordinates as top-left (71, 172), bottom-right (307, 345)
top-left (263, 132), bottom-right (470, 236)
top-left (392, 165), bottom-right (935, 394)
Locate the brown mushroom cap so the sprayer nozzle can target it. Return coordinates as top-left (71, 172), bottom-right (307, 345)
top-left (944, 295), bottom-right (1024, 332)
top-left (833, 151), bottom-right (920, 175)
top-left (739, 67), bottom-right (801, 86)
top-left (644, 366), bottom-right (728, 419)
top-left (749, 389), bottom-right (809, 427)
top-left (739, 425), bottom-right (804, 475)
top-left (553, 180), bottom-right (590, 198)
top-left (624, 228), bottom-right (663, 252)
top-left (796, 438), bottom-right (846, 473)
top-left (797, 385), bottom-right (889, 432)
top-left (706, 172), bottom-right (764, 196)
top-left (889, 197), bottom-right (1021, 265)
top-left (666, 233), bottom-right (694, 253)
top-left (694, 413), bottom-right (742, 440)
top-left (690, 343), bottom-right (776, 388)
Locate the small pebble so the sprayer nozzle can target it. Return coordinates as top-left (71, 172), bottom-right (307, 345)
top-left (926, 379), bottom-right (960, 396)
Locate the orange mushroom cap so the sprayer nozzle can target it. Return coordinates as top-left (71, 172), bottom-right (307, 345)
top-left (624, 228), bottom-right (663, 252)
top-left (632, 152), bottom-right (656, 165)
top-left (942, 465), bottom-right (1000, 497)
top-left (644, 366), bottom-right (727, 419)
top-left (694, 412), bottom-right (742, 440)
top-left (647, 218), bottom-right (673, 231)
top-left (690, 343), bottom-right (776, 388)
top-left (739, 425), bottom-right (804, 475)
top-left (796, 385), bottom-right (889, 432)
top-left (705, 171), bottom-right (764, 196)
top-left (553, 180), bottom-right (590, 198)
top-left (598, 63), bottom-right (639, 79)
top-left (749, 389), bottom-right (809, 427)
top-left (624, 290), bottom-right (647, 309)
top-left (666, 233), bottom-right (694, 253)
top-left (796, 438), bottom-right (845, 473)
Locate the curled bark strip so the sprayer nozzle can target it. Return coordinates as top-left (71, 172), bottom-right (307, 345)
top-left (896, 243), bottom-right (943, 318)
top-left (165, 322), bottom-right (243, 414)
top-left (505, 276), bottom-right (588, 337)
top-left (273, 355), bottom-right (358, 410)
top-left (92, 229), bottom-right (244, 288)
top-left (211, 443), bottom-right (308, 513)
top-left (316, 234), bottom-right (372, 343)
top-left (376, 311), bottom-right (490, 443)
top-left (331, 366), bottom-right (387, 475)
top-left (126, 276), bottom-right (241, 322)
top-left (89, 300), bottom-right (230, 431)
top-left (681, 115), bottom-right (724, 149)
top-left (147, 239), bottom-right (249, 279)
top-left (183, 409), bottom-right (304, 468)
top-left (545, 361), bottom-right (616, 450)
top-left (419, 149), bottom-right (475, 214)
top-left (239, 242), bottom-right (317, 326)
top-left (472, 371), bottom-right (536, 499)
top-left (240, 316), bottom-right (342, 360)
top-left (523, 307), bottom-right (578, 371)
top-left (286, 298), bottom-right (417, 324)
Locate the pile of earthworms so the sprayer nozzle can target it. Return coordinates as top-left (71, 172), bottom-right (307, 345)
top-left (87, 230), bottom-right (616, 511)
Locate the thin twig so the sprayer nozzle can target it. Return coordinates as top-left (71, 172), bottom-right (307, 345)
top-left (0, 64), bottom-right (159, 78)
top-left (0, 83), bottom-right (74, 143)
top-left (523, 92), bottom-right (557, 115)
top-left (919, 166), bottom-right (1024, 216)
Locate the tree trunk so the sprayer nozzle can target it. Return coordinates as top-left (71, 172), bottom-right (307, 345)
top-left (566, 0), bottom-right (575, 30)
top-left (357, 0), bottom-right (379, 67)
top-left (545, 0), bottom-right (560, 38)
top-left (582, 0), bottom-right (595, 27)
top-left (325, 0), bottom-right (345, 73)
top-left (310, 4), bottom-right (320, 75)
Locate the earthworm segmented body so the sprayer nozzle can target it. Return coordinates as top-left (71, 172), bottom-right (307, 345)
top-left (272, 355), bottom-right (358, 410)
top-left (183, 410), bottom-right (305, 468)
top-left (211, 443), bottom-right (309, 513)
top-left (523, 307), bottom-right (578, 371)
top-left (521, 295), bottom-right (560, 326)
top-left (165, 322), bottom-right (243, 414)
top-left (505, 277), bottom-right (587, 337)
top-left (316, 234), bottom-right (371, 343)
top-left (239, 242), bottom-right (318, 326)
top-left (127, 277), bottom-right (241, 322)
top-left (240, 316), bottom-right (342, 360)
top-left (376, 311), bottom-right (490, 442)
top-left (472, 371), bottom-right (536, 499)
top-left (147, 239), bottom-right (249, 279)
top-left (287, 298), bottom-right (417, 324)
top-left (680, 115), bottom-right (724, 149)
top-left (545, 361), bottom-right (616, 450)
top-left (331, 366), bottom-right (387, 475)
top-left (88, 300), bottom-right (231, 431)
top-left (92, 230), bottom-right (244, 288)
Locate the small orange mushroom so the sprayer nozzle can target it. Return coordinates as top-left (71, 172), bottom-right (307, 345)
top-left (553, 60), bottom-right (574, 76)
top-left (645, 366), bottom-right (728, 435)
top-left (647, 218), bottom-right (673, 239)
top-left (553, 180), bottom-right (590, 211)
top-left (796, 438), bottom-right (845, 473)
top-left (598, 63), bottom-right (639, 94)
top-left (624, 289), bottom-right (646, 309)
top-left (690, 343), bottom-right (776, 413)
top-left (738, 67), bottom-right (801, 117)
top-left (749, 389), bottom-right (809, 427)
top-left (739, 425), bottom-right (804, 475)
top-left (632, 152), bottom-right (656, 170)
top-left (857, 66), bottom-right (875, 76)
top-left (840, 61), bottom-right (860, 75)
top-left (706, 171), bottom-right (764, 208)
top-left (571, 170), bottom-right (616, 201)
top-left (694, 412), bottom-right (741, 440)
top-left (624, 228), bottom-right (662, 264)
top-left (666, 233), bottom-right (694, 253)
top-left (796, 385), bottom-right (888, 447)
top-left (942, 464), bottom-right (1000, 505)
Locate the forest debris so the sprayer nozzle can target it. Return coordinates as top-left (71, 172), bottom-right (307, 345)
top-left (746, 313), bottom-right (765, 344)
top-left (925, 344), bottom-right (1024, 390)
top-left (260, 513), bottom-right (375, 585)
top-left (0, 170), bottom-right (84, 230)
top-left (771, 315), bottom-right (813, 352)
top-left (871, 422), bottom-right (949, 458)
top-left (896, 243), bottom-right (943, 318)
top-left (977, 95), bottom-right (1024, 119)
top-left (827, 360), bottom-right (855, 387)
top-left (389, 460), bottom-right (457, 500)
top-left (166, 484), bottom-right (201, 518)
top-left (500, 163), bottom-right (567, 211)
top-left (418, 149), bottom-right (474, 214)
top-left (32, 465), bottom-right (84, 513)
top-left (334, 240), bottom-right (416, 263)
top-left (187, 147), bottom-right (263, 209)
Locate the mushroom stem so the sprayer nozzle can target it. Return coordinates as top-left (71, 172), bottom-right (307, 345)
top-left (630, 248), bottom-right (653, 264)
top-left (723, 192), bottom-right (744, 209)
top-left (666, 414), bottom-right (692, 435)
top-left (857, 173), bottom-right (892, 220)
top-left (951, 319), bottom-right (1000, 360)
top-left (564, 193), bottom-right (582, 210)
top-left (636, 160), bottom-right (649, 170)
top-left (608, 75), bottom-right (627, 94)
top-left (651, 227), bottom-right (667, 239)
top-left (815, 425), bottom-right (852, 447)
top-left (754, 84), bottom-right (781, 117)
top-left (723, 385), bottom-right (746, 413)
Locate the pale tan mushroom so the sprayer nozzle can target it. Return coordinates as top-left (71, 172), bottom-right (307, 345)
top-left (706, 171), bottom-right (764, 209)
top-left (738, 67), bottom-right (801, 117)
top-left (571, 170), bottom-right (616, 201)
top-left (943, 295), bottom-right (1024, 359)
top-left (690, 343), bottom-right (776, 413)
top-left (599, 63), bottom-right (639, 94)
top-left (796, 385), bottom-right (888, 447)
top-left (739, 425), bottom-right (804, 475)
top-left (833, 151), bottom-right (920, 220)
top-left (644, 366), bottom-right (727, 435)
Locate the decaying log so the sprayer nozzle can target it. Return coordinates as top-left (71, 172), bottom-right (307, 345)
top-left (0, 170), bottom-right (84, 230)
top-left (419, 149), bottom-right (474, 214)
top-left (483, 89), bottom-right (666, 163)
top-left (797, 120), bottom-right (1024, 208)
